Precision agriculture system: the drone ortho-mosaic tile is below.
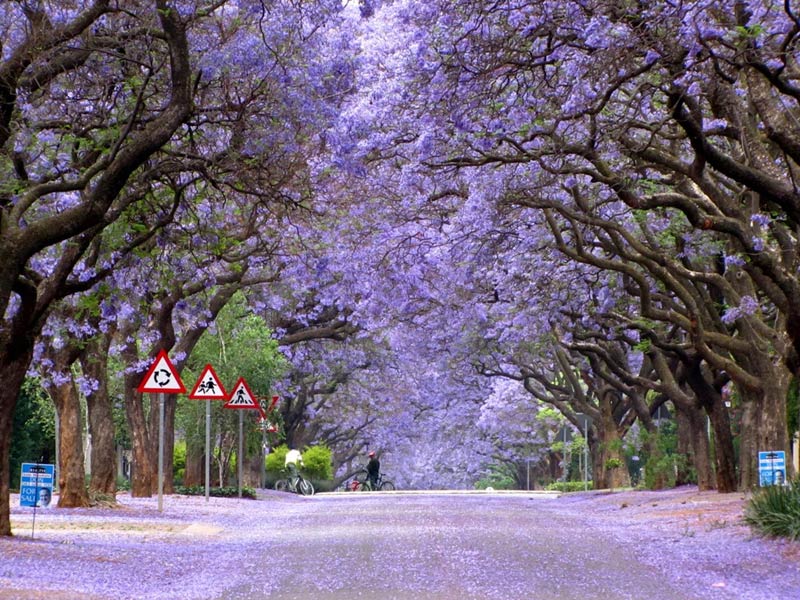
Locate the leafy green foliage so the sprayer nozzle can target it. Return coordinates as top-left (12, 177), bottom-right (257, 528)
top-left (546, 481), bottom-right (592, 492)
top-left (265, 445), bottom-right (289, 476)
top-left (641, 421), bottom-right (692, 489)
top-left (301, 445), bottom-right (333, 480)
top-left (264, 444), bottom-right (331, 480)
top-left (10, 379), bottom-right (55, 490)
top-left (474, 464), bottom-right (516, 490)
top-left (178, 292), bottom-right (288, 486)
top-left (173, 441), bottom-right (186, 485)
top-left (745, 480), bottom-right (800, 540)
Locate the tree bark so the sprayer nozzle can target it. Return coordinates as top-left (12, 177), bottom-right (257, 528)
top-left (121, 340), bottom-right (153, 497)
top-left (46, 378), bottom-right (90, 508)
top-left (706, 395), bottom-right (738, 492)
top-left (0, 350), bottom-right (34, 535)
top-left (597, 389), bottom-right (631, 490)
top-left (687, 404), bottom-right (713, 490)
top-left (246, 452), bottom-right (263, 488)
top-left (81, 333), bottom-right (117, 497)
top-left (41, 340), bottom-right (90, 508)
top-left (184, 442), bottom-right (204, 488)
top-left (162, 395), bottom-right (177, 494)
top-left (739, 379), bottom-right (791, 489)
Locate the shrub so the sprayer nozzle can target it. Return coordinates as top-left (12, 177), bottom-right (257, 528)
top-left (640, 422), bottom-right (694, 490)
top-left (175, 485), bottom-right (257, 499)
top-left (546, 481), bottom-right (593, 492)
top-left (265, 444), bottom-right (333, 482)
top-left (474, 465), bottom-right (516, 490)
top-left (302, 445), bottom-right (333, 481)
top-left (173, 441), bottom-right (186, 485)
top-left (265, 445), bottom-right (289, 477)
top-left (745, 480), bottom-right (800, 540)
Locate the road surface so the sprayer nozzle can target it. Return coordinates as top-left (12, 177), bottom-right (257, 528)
top-left (224, 492), bottom-right (683, 599)
top-left (4, 489), bottom-right (800, 599)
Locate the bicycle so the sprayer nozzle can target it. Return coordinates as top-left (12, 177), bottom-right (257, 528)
top-left (355, 469), bottom-right (395, 492)
top-left (274, 469), bottom-right (315, 496)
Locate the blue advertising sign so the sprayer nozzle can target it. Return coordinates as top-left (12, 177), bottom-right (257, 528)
top-left (758, 451), bottom-right (786, 487)
top-left (20, 463), bottom-right (55, 508)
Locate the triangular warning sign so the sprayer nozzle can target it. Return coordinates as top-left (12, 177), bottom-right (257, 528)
top-left (137, 349), bottom-right (186, 394)
top-left (262, 395), bottom-right (279, 415)
top-left (224, 377), bottom-right (260, 411)
top-left (259, 418), bottom-right (278, 433)
top-left (189, 364), bottom-right (228, 400)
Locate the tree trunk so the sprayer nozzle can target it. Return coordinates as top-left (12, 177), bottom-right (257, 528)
top-left (121, 341), bottom-right (153, 497)
top-left (739, 399), bottom-right (759, 489)
top-left (706, 395), bottom-right (737, 492)
top-left (182, 401), bottom-right (206, 488)
top-left (739, 378), bottom-right (791, 489)
top-left (247, 451), bottom-right (263, 488)
top-left (46, 378), bottom-right (90, 508)
top-left (184, 442), bottom-right (204, 488)
top-left (162, 395), bottom-right (177, 494)
top-left (597, 390), bottom-right (630, 490)
top-left (39, 341), bottom-right (90, 509)
top-left (687, 404), bottom-right (713, 490)
top-left (146, 393), bottom-right (164, 495)
top-left (81, 335), bottom-right (117, 497)
top-left (147, 393), bottom-right (164, 495)
top-left (682, 359), bottom-right (737, 491)
top-left (0, 350), bottom-right (33, 536)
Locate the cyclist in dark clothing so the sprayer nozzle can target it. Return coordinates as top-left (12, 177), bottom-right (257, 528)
top-left (366, 451), bottom-right (380, 489)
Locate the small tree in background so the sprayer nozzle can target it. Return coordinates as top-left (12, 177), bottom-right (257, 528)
top-left (10, 380), bottom-right (55, 490)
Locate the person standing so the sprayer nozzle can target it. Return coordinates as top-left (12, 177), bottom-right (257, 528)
top-left (366, 451), bottom-right (380, 490)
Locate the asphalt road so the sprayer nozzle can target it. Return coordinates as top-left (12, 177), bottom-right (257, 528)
top-left (6, 489), bottom-right (800, 599)
top-left (216, 492), bottom-right (704, 600)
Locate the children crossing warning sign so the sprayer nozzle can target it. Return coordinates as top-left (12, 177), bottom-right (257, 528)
top-left (137, 349), bottom-right (185, 394)
top-left (224, 377), bottom-right (263, 415)
top-left (189, 364), bottom-right (228, 400)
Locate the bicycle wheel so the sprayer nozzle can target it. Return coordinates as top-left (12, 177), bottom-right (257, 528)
top-left (298, 478), bottom-right (315, 496)
top-left (274, 479), bottom-right (289, 492)
top-left (379, 480), bottom-right (395, 491)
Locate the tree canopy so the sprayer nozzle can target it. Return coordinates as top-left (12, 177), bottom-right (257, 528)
top-left (3, 0), bottom-right (800, 534)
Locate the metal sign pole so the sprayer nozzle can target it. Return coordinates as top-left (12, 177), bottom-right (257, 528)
top-left (526, 458), bottom-right (530, 491)
top-left (54, 413), bottom-right (60, 494)
top-left (158, 392), bottom-right (164, 512)
top-left (205, 399), bottom-right (211, 501)
top-left (238, 411), bottom-right (244, 498)
top-left (31, 461), bottom-right (41, 539)
top-left (584, 420), bottom-right (589, 491)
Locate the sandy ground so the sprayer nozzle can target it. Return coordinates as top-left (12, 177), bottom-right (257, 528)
top-left (1, 486), bottom-right (798, 599)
